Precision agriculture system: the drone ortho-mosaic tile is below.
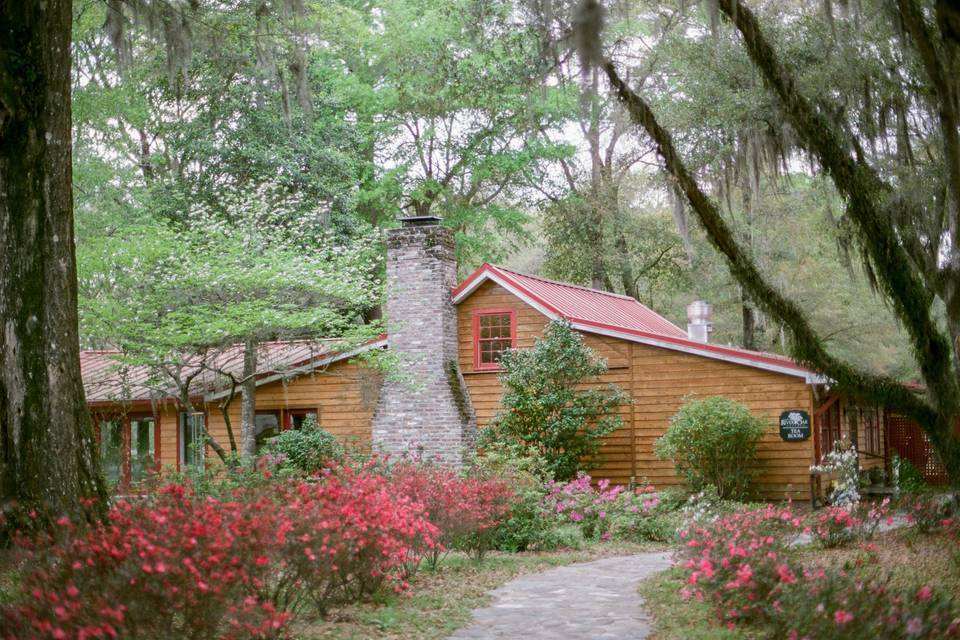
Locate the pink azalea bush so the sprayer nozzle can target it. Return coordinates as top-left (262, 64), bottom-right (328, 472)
top-left (388, 461), bottom-right (514, 564)
top-left (903, 495), bottom-right (956, 533)
top-left (814, 498), bottom-right (893, 548)
top-left (0, 459), bottom-right (515, 639)
top-left (544, 473), bottom-right (663, 541)
top-left (676, 504), bottom-right (960, 638)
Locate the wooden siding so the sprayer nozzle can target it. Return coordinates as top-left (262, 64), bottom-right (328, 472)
top-left (91, 359), bottom-right (381, 475)
top-left (457, 279), bottom-right (816, 499)
top-left (90, 279), bottom-right (817, 500)
top-left (203, 360), bottom-right (380, 454)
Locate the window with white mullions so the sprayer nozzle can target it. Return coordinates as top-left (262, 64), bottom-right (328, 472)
top-left (474, 309), bottom-right (516, 370)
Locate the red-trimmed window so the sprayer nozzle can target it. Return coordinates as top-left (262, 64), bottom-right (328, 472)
top-left (473, 309), bottom-right (516, 370)
top-left (94, 412), bottom-right (160, 489)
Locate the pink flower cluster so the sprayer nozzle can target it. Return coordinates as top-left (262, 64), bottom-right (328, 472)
top-left (544, 474), bottom-right (657, 540)
top-left (388, 462), bottom-right (514, 564)
top-left (1, 460), bottom-right (515, 639)
top-left (813, 498), bottom-right (892, 547)
top-left (676, 504), bottom-right (960, 638)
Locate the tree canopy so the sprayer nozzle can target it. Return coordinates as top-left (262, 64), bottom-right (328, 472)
top-left (569, 0), bottom-right (960, 482)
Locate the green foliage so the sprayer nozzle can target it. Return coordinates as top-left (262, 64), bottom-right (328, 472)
top-left (467, 441), bottom-right (554, 552)
top-left (481, 319), bottom-right (628, 481)
top-left (895, 455), bottom-right (929, 495)
top-left (655, 396), bottom-right (766, 500)
top-left (532, 524), bottom-right (585, 551)
top-left (613, 510), bottom-right (681, 544)
top-left (263, 417), bottom-right (343, 475)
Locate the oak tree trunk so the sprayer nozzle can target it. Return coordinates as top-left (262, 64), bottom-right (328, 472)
top-left (0, 0), bottom-right (107, 532)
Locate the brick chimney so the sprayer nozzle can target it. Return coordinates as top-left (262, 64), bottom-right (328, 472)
top-left (371, 216), bottom-right (477, 465)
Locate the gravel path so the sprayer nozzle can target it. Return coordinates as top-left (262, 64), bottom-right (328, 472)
top-left (448, 552), bottom-right (673, 640)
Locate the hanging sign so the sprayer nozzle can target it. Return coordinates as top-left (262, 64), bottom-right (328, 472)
top-left (779, 410), bottom-right (811, 442)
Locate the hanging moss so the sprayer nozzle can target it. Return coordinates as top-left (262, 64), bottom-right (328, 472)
top-left (445, 359), bottom-right (474, 425)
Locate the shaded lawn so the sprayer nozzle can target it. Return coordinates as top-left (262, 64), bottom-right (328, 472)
top-left (294, 541), bottom-right (665, 640)
top-left (640, 527), bottom-right (960, 640)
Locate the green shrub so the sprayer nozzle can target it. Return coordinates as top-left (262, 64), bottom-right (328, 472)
top-left (467, 441), bottom-right (553, 552)
top-left (655, 396), bottom-right (766, 500)
top-left (655, 487), bottom-right (692, 512)
top-left (262, 416), bottom-right (343, 474)
top-left (613, 510), bottom-right (681, 543)
top-left (480, 319), bottom-right (629, 481)
top-left (534, 524), bottom-right (585, 550)
top-left (895, 454), bottom-right (929, 494)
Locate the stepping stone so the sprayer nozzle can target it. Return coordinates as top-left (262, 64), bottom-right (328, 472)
top-left (448, 552), bottom-right (672, 640)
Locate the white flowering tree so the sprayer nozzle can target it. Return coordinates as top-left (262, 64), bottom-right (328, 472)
top-left (79, 183), bottom-right (383, 461)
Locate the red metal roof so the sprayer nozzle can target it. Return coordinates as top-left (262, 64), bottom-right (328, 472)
top-left (81, 338), bottom-right (385, 405)
top-left (452, 263), bottom-right (816, 380)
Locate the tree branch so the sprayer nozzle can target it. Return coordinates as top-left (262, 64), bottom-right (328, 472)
top-left (711, 0), bottom-right (958, 414)
top-left (601, 58), bottom-right (936, 425)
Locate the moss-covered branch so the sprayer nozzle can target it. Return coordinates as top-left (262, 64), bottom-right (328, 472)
top-left (600, 59), bottom-right (936, 427)
top-left (711, 0), bottom-right (959, 416)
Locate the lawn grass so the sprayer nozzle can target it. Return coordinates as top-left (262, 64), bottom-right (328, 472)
top-left (790, 526), bottom-right (960, 593)
top-left (639, 525), bottom-right (960, 640)
top-left (293, 541), bottom-right (664, 640)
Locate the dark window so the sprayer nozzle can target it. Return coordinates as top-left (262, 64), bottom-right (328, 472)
top-left (99, 417), bottom-right (124, 487)
top-left (97, 413), bottom-right (159, 488)
top-left (180, 412), bottom-right (205, 472)
top-left (129, 416), bottom-right (156, 482)
top-left (255, 411), bottom-right (281, 450)
top-left (863, 408), bottom-right (881, 454)
top-left (474, 310), bottom-right (515, 370)
top-left (287, 410), bottom-right (318, 430)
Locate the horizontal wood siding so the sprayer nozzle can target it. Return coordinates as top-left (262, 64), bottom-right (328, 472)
top-left (203, 361), bottom-right (380, 454)
top-left (631, 345), bottom-right (814, 500)
top-left (457, 279), bottom-right (815, 498)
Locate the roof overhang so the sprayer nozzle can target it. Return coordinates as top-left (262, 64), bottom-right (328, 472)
top-left (452, 265), bottom-right (824, 384)
top-left (202, 338), bottom-right (388, 402)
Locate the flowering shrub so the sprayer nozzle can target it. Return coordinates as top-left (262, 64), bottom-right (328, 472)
top-left (467, 442), bottom-right (554, 552)
top-left (678, 485), bottom-right (728, 525)
top-left (813, 498), bottom-right (893, 548)
top-left (545, 474), bottom-right (624, 540)
top-left (677, 504), bottom-right (805, 624)
top-left (810, 443), bottom-right (861, 507)
top-left (544, 474), bottom-right (663, 542)
top-left (903, 494), bottom-right (956, 533)
top-left (676, 504), bottom-right (960, 638)
top-left (389, 461), bottom-right (514, 565)
top-left (1, 462), bottom-right (441, 638)
top-left (2, 485), bottom-right (290, 639)
top-left (274, 463), bottom-right (439, 613)
top-left (772, 575), bottom-right (960, 639)
top-left (814, 506), bottom-right (862, 547)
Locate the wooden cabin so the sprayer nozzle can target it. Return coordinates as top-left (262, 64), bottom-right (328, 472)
top-left (81, 218), bottom-right (906, 499)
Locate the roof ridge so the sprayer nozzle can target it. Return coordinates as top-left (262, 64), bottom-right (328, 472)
top-left (491, 265), bottom-right (640, 302)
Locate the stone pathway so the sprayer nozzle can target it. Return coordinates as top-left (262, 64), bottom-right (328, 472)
top-left (448, 552), bottom-right (673, 640)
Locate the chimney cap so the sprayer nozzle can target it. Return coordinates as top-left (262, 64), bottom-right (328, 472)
top-left (400, 215), bottom-right (443, 228)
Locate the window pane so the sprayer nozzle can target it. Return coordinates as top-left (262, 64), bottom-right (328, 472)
top-left (181, 413), bottom-right (205, 472)
top-left (100, 419), bottom-right (123, 487)
top-left (255, 413), bottom-right (280, 450)
top-left (130, 417), bottom-right (155, 483)
top-left (291, 412), bottom-right (318, 430)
